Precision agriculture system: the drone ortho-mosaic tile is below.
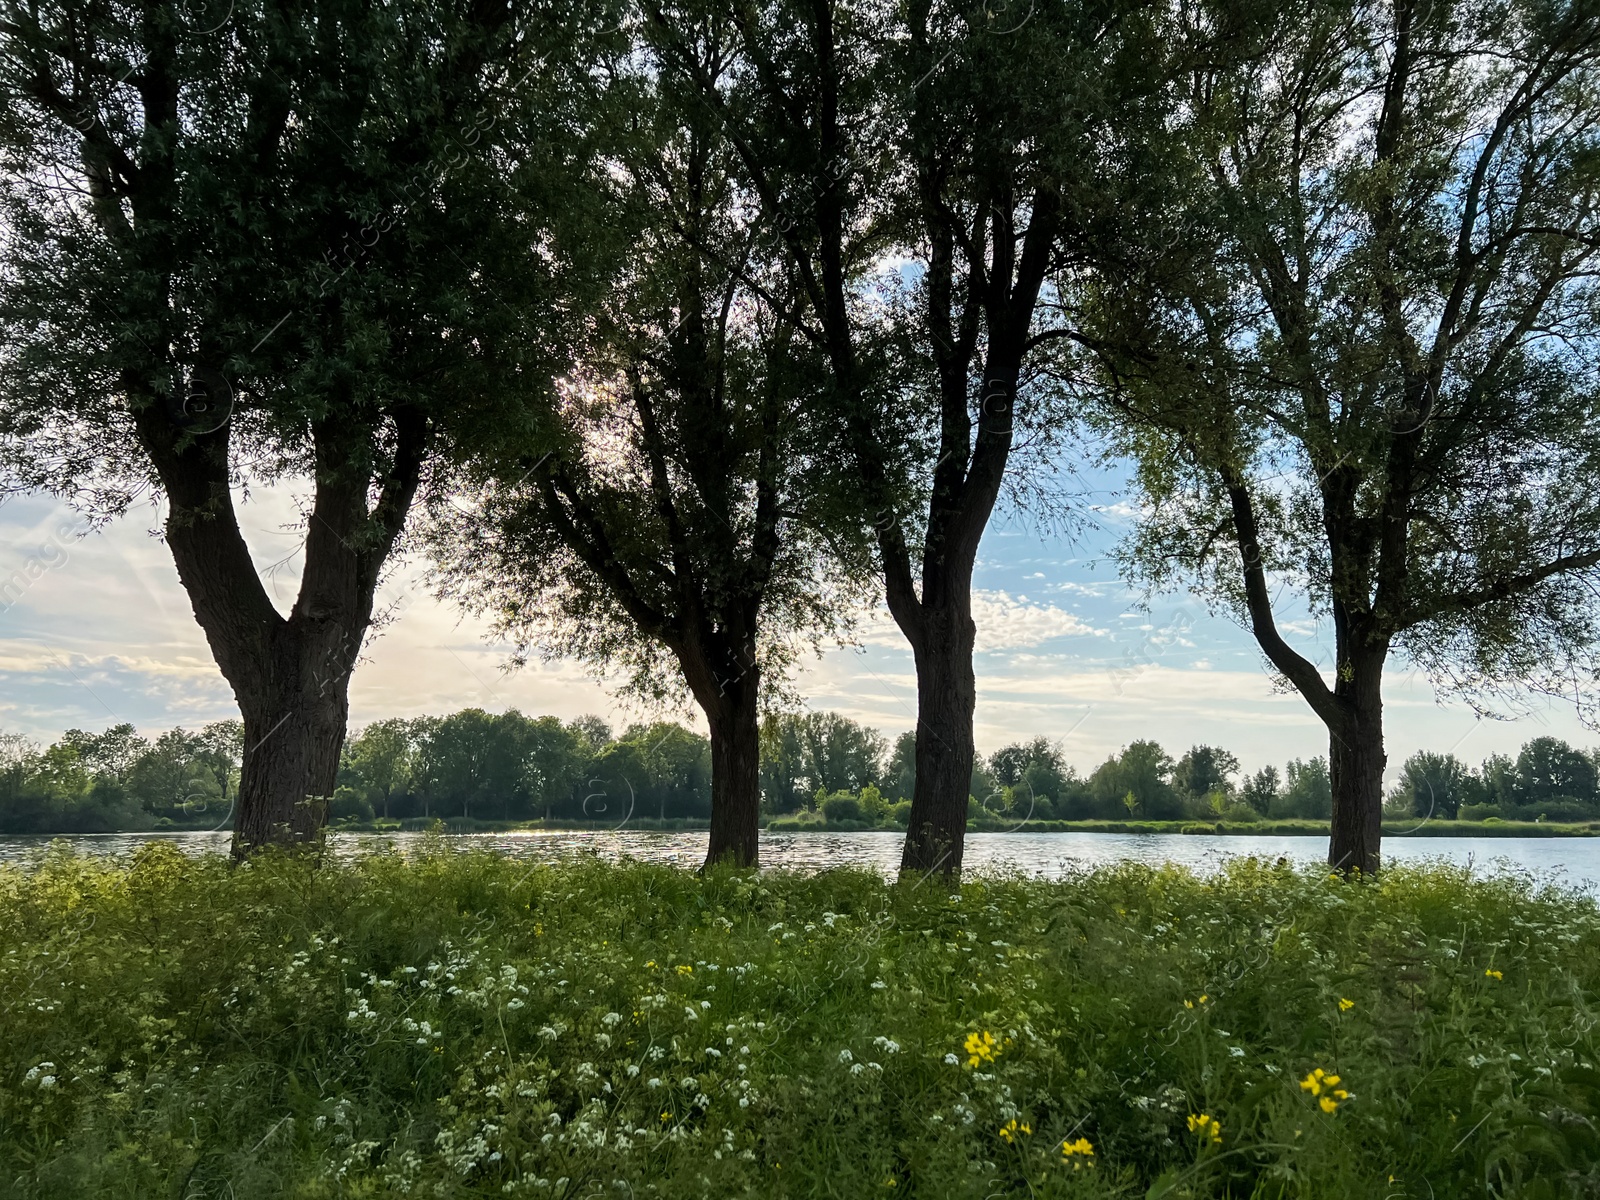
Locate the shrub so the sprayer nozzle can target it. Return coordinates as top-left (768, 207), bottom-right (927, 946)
top-left (330, 786), bottom-right (375, 823)
top-left (888, 799), bottom-right (913, 826)
top-left (820, 794), bottom-right (863, 823)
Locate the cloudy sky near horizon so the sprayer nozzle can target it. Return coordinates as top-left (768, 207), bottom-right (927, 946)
top-left (0, 470), bottom-right (1591, 786)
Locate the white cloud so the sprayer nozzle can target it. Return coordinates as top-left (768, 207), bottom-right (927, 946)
top-left (850, 590), bottom-right (1103, 653)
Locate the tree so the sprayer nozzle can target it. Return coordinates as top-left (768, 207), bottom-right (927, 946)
top-left (412, 709), bottom-right (544, 820)
top-left (125, 728), bottom-right (217, 820)
top-left (1392, 751), bottom-right (1472, 821)
top-left (430, 29), bottom-right (863, 868)
top-left (344, 718), bottom-right (416, 820)
top-left (1240, 765), bottom-right (1281, 816)
top-left (589, 723), bottom-right (712, 821)
top-left (1090, 0), bottom-right (1600, 873)
top-left (1280, 758), bottom-right (1333, 821)
top-left (0, 0), bottom-right (604, 853)
top-left (759, 713), bottom-right (811, 813)
top-left (988, 737), bottom-right (1071, 817)
top-left (647, 0), bottom-right (1170, 878)
top-left (1173, 745), bottom-right (1240, 804)
top-left (1090, 741), bottom-right (1179, 819)
top-left (519, 716), bottom-right (589, 822)
top-left (1512, 737), bottom-right (1599, 813)
top-left (58, 723), bottom-right (147, 783)
top-left (793, 712), bottom-right (886, 797)
top-left (886, 731), bottom-right (917, 805)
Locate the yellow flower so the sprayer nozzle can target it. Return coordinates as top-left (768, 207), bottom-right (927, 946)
top-left (1184, 994), bottom-right (1211, 1010)
top-left (1299, 1067), bottom-right (1340, 1095)
top-left (660, 1111), bottom-right (672, 1122)
top-left (1485, 968), bottom-right (1503, 981)
top-left (1338, 998), bottom-right (1355, 1012)
top-left (1060, 1137), bottom-right (1095, 1168)
top-left (964, 1031), bottom-right (999, 1067)
top-left (1302, 1067), bottom-right (1348, 1110)
top-left (1187, 1113), bottom-right (1222, 1144)
top-left (998, 1119), bottom-right (1032, 1144)
top-left (676, 964), bottom-right (693, 976)
top-left (645, 960), bottom-right (657, 969)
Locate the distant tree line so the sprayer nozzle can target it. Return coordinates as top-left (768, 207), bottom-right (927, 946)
top-left (7, 711), bottom-right (1600, 833)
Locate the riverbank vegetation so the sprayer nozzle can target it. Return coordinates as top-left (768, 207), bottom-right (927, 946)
top-left (2, 847), bottom-right (1597, 1197)
top-left (8, 711), bottom-right (1600, 839)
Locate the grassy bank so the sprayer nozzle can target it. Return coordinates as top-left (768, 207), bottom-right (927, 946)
top-left (3, 846), bottom-right (1599, 1197)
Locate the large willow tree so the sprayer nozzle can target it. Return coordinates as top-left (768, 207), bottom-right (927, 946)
top-left (428, 19), bottom-right (866, 868)
top-left (0, 0), bottom-right (608, 851)
top-left (1090, 0), bottom-right (1600, 874)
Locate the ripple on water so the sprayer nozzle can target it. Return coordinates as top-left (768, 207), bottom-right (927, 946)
top-left (0, 829), bottom-right (1596, 889)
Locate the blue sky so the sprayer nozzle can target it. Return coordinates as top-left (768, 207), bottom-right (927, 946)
top-left (0, 469), bottom-right (1592, 785)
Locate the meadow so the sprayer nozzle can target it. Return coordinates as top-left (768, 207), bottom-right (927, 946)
top-left (2, 842), bottom-right (1598, 1198)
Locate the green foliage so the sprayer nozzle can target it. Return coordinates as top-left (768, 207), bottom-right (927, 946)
top-left (1172, 746), bottom-right (1240, 805)
top-left (4, 848), bottom-right (1600, 1197)
top-left (1391, 753), bottom-right (1473, 821)
top-left (819, 793), bottom-right (864, 824)
top-left (1240, 766), bottom-right (1282, 816)
top-left (761, 713), bottom-right (888, 814)
top-left (1277, 759), bottom-right (1333, 821)
top-left (1091, 742), bottom-right (1181, 820)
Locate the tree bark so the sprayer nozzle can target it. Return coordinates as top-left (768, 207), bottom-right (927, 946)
top-left (691, 649), bottom-right (764, 876)
top-left (703, 667), bottom-right (762, 870)
top-left (1327, 656), bottom-right (1386, 876)
top-left (232, 644), bottom-right (347, 847)
top-left (898, 588), bottom-right (978, 880)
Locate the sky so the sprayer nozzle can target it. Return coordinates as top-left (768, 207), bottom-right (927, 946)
top-left (0, 469), bottom-right (1593, 788)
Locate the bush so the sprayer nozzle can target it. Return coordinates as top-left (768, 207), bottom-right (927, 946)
top-left (888, 799), bottom-right (913, 826)
top-left (3, 848), bottom-right (1599, 1197)
top-left (1508, 799), bottom-right (1598, 824)
top-left (820, 794), bottom-right (863, 823)
top-left (1458, 803), bottom-right (1502, 822)
top-left (330, 786), bottom-right (375, 823)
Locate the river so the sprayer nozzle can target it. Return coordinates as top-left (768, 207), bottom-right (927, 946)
top-left (2, 829), bottom-right (1598, 889)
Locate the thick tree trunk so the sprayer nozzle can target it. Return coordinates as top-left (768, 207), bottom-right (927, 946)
top-left (702, 664), bottom-right (762, 869)
top-left (1327, 659), bottom-right (1386, 876)
top-left (233, 641), bottom-right (349, 848)
top-left (898, 595), bottom-right (978, 881)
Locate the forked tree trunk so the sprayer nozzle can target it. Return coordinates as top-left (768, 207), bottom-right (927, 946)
top-left (140, 407), bottom-right (422, 858)
top-left (1327, 656), bottom-right (1387, 876)
top-left (701, 660), bottom-right (762, 869)
top-left (899, 591), bottom-right (978, 881)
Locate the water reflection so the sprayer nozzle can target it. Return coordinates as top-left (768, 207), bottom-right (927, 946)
top-left (1, 829), bottom-right (1596, 889)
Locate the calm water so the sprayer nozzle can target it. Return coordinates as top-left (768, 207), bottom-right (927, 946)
top-left (2, 829), bottom-right (1598, 889)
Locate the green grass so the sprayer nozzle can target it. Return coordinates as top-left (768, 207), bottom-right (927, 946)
top-left (3, 844), bottom-right (1600, 1197)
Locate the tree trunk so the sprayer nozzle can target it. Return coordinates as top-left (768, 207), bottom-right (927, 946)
top-left (1327, 656), bottom-right (1386, 876)
top-left (701, 660), bottom-right (762, 870)
top-left (233, 638), bottom-right (349, 848)
top-left (898, 594), bottom-right (978, 881)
